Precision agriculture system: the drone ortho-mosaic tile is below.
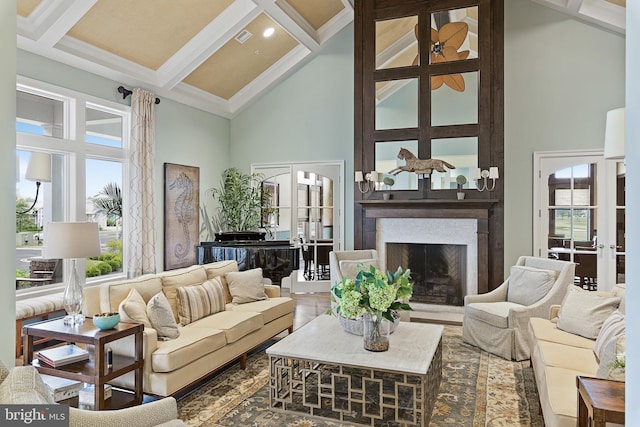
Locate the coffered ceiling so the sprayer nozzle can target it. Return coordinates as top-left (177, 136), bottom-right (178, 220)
top-left (16, 1), bottom-right (624, 119)
top-left (17, 0), bottom-right (354, 118)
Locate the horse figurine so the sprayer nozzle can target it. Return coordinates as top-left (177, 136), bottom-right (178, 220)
top-left (388, 148), bottom-right (456, 176)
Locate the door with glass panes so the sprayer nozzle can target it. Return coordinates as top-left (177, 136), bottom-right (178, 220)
top-left (534, 151), bottom-right (625, 291)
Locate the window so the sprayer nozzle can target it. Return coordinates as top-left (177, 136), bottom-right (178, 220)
top-left (15, 77), bottom-right (129, 294)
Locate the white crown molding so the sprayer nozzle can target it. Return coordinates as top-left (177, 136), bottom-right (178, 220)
top-left (531, 0), bottom-right (625, 34)
top-left (256, 0), bottom-right (320, 51)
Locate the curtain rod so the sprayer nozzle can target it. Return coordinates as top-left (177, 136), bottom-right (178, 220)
top-left (117, 86), bottom-right (160, 104)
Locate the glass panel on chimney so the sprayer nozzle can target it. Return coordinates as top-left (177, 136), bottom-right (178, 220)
top-left (375, 140), bottom-right (419, 191)
top-left (430, 137), bottom-right (478, 190)
top-left (375, 15), bottom-right (418, 70)
top-left (430, 6), bottom-right (478, 65)
top-left (86, 105), bottom-right (123, 148)
top-left (375, 78), bottom-right (418, 130)
top-left (16, 90), bottom-right (66, 139)
top-left (431, 71), bottom-right (478, 126)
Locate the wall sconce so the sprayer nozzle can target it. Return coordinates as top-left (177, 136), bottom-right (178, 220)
top-left (471, 167), bottom-right (499, 192)
top-left (355, 170), bottom-right (382, 193)
top-left (604, 107), bottom-right (625, 160)
top-left (17, 152), bottom-right (52, 215)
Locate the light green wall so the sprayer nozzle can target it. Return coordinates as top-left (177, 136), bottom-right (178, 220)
top-left (16, 50), bottom-right (231, 271)
top-left (1, 0), bottom-right (17, 366)
top-left (504, 0), bottom-right (625, 269)
top-left (230, 25), bottom-right (354, 247)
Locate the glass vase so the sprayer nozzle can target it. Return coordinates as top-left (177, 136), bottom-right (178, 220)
top-left (363, 312), bottom-right (390, 352)
top-left (63, 259), bottom-right (85, 326)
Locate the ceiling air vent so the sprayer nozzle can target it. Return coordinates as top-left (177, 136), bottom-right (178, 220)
top-left (235, 29), bottom-right (253, 44)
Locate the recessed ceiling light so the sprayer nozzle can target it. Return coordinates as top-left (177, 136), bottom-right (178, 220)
top-left (263, 27), bottom-right (275, 38)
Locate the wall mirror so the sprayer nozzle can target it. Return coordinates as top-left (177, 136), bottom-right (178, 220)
top-left (375, 140), bottom-right (419, 190)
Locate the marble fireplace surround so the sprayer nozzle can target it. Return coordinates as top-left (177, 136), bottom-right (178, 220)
top-left (359, 199), bottom-right (498, 312)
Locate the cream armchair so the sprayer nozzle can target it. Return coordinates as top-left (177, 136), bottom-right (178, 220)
top-left (0, 359), bottom-right (185, 427)
top-left (462, 256), bottom-right (575, 361)
top-left (329, 249), bottom-right (380, 284)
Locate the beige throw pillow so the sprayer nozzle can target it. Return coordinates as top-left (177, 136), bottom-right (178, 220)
top-left (507, 265), bottom-right (557, 306)
top-left (557, 286), bottom-right (621, 339)
top-left (226, 268), bottom-right (268, 304)
top-left (176, 278), bottom-right (226, 326)
top-left (339, 259), bottom-right (378, 281)
top-left (147, 292), bottom-right (180, 340)
top-left (118, 288), bottom-right (152, 329)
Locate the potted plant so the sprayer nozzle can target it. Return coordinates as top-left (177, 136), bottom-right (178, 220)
top-left (331, 265), bottom-right (413, 351)
top-left (209, 168), bottom-right (267, 241)
top-left (456, 175), bottom-right (467, 200)
top-left (382, 176), bottom-right (395, 200)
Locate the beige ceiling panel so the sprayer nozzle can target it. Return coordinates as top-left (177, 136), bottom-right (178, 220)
top-left (17, 0), bottom-right (41, 17)
top-left (466, 6), bottom-right (479, 20)
top-left (605, 0), bottom-right (625, 7)
top-left (66, 0), bottom-right (233, 70)
top-left (376, 16), bottom-right (417, 55)
top-left (287, 0), bottom-right (345, 30)
top-left (184, 13), bottom-right (298, 100)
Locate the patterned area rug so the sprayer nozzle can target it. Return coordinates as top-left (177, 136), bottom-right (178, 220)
top-left (177, 326), bottom-right (544, 427)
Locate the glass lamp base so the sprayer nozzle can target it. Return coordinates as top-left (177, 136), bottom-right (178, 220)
top-left (63, 313), bottom-right (85, 326)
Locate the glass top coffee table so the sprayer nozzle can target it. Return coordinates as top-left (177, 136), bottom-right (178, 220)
top-left (266, 315), bottom-right (443, 426)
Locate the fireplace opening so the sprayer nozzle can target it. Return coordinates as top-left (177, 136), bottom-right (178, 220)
top-left (386, 243), bottom-right (467, 306)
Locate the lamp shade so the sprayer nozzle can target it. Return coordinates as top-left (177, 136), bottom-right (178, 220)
top-left (604, 108), bottom-right (625, 159)
top-left (42, 222), bottom-right (101, 259)
top-left (25, 152), bottom-right (52, 183)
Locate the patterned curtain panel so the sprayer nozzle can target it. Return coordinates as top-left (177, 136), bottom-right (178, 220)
top-left (127, 88), bottom-right (157, 277)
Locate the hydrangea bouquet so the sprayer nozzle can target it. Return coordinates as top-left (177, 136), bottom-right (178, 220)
top-left (332, 265), bottom-right (413, 350)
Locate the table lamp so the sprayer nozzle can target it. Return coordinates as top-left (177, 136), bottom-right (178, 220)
top-left (42, 222), bottom-right (101, 325)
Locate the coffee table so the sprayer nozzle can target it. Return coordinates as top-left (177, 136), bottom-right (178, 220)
top-left (267, 315), bottom-right (443, 426)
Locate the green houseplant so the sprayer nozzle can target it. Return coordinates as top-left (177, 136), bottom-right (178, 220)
top-left (209, 168), bottom-right (266, 240)
top-left (332, 265), bottom-right (413, 351)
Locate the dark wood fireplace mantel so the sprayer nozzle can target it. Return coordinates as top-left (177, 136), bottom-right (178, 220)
top-left (358, 199), bottom-right (499, 294)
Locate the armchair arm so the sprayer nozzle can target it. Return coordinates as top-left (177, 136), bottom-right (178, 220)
top-left (549, 304), bottom-right (561, 320)
top-left (464, 280), bottom-right (509, 305)
top-left (69, 397), bottom-right (183, 427)
top-left (264, 284), bottom-right (281, 298)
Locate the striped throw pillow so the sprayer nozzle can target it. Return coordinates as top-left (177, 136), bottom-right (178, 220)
top-left (176, 277), bottom-right (226, 326)
top-left (593, 309), bottom-right (625, 362)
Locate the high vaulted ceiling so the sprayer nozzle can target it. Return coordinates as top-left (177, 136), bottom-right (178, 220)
top-left (17, 1), bottom-right (624, 119)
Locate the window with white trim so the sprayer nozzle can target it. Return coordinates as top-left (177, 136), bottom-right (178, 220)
top-left (15, 77), bottom-right (130, 294)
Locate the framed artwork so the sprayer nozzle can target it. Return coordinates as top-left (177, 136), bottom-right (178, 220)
top-left (164, 163), bottom-right (199, 270)
top-left (262, 181), bottom-right (279, 227)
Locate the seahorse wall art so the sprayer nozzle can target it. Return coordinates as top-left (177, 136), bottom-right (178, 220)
top-left (169, 171), bottom-right (194, 260)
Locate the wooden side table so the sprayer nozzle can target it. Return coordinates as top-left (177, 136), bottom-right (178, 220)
top-left (577, 375), bottom-right (625, 427)
top-left (24, 317), bottom-right (144, 410)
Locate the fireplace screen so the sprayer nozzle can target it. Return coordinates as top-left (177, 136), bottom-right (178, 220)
top-left (386, 243), bottom-right (467, 306)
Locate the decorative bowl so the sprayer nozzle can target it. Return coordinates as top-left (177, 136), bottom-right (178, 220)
top-left (93, 312), bottom-right (120, 330)
top-left (337, 312), bottom-right (400, 336)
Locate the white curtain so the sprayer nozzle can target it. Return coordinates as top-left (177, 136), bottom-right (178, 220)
top-left (127, 88), bottom-right (157, 277)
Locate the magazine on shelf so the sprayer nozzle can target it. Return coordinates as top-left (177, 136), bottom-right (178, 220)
top-left (36, 344), bottom-right (89, 368)
top-left (40, 374), bottom-right (83, 402)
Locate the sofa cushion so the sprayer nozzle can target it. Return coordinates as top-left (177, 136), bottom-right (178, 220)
top-left (464, 301), bottom-right (523, 329)
top-left (557, 286), bottom-right (620, 339)
top-left (187, 310), bottom-right (263, 344)
top-left (593, 309), bottom-right (625, 362)
top-left (339, 259), bottom-right (378, 281)
top-left (596, 332), bottom-right (625, 380)
top-left (147, 292), bottom-right (180, 340)
top-left (176, 278), bottom-right (226, 326)
top-left (203, 260), bottom-right (239, 304)
top-left (0, 366), bottom-right (55, 404)
top-left (507, 265), bottom-right (556, 306)
top-left (227, 297), bottom-right (294, 324)
top-left (158, 265), bottom-right (208, 323)
top-left (100, 275), bottom-right (163, 313)
top-left (151, 327), bottom-right (227, 373)
top-left (543, 366), bottom-right (595, 425)
top-left (119, 288), bottom-right (152, 328)
top-left (226, 268), bottom-right (268, 304)
top-left (536, 340), bottom-right (598, 373)
top-left (529, 317), bottom-right (595, 349)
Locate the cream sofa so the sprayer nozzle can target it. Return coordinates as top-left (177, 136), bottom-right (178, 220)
top-left (528, 284), bottom-right (625, 427)
top-left (83, 260), bottom-right (294, 397)
top-left (0, 359), bottom-right (184, 427)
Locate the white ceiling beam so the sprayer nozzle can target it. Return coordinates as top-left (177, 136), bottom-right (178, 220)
top-left (531, 0), bottom-right (625, 33)
top-left (566, 0), bottom-right (585, 13)
top-left (255, 0), bottom-right (320, 51)
top-left (35, 0), bottom-right (99, 47)
top-left (316, 3), bottom-right (355, 45)
top-left (376, 31), bottom-right (415, 69)
top-left (157, 0), bottom-right (260, 89)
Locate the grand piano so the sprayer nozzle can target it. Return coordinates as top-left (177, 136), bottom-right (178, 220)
top-left (196, 239), bottom-right (300, 285)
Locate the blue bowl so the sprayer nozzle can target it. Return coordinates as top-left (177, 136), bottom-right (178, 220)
top-left (93, 312), bottom-right (120, 330)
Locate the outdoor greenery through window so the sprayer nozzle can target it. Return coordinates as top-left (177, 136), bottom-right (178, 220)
top-left (15, 77), bottom-right (129, 292)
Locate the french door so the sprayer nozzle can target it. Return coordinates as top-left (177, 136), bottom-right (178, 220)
top-left (534, 151), bottom-right (625, 291)
top-left (253, 162), bottom-right (343, 293)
